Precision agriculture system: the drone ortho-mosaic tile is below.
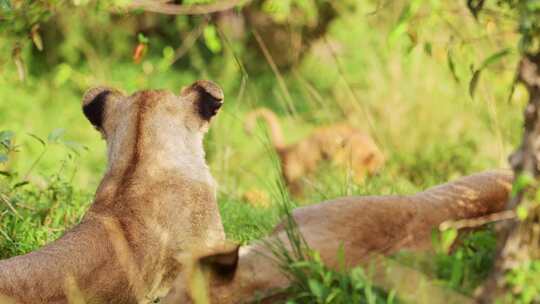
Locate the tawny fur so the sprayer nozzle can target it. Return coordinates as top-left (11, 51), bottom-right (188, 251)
top-left (0, 80), bottom-right (226, 303)
top-left (164, 170), bottom-right (512, 304)
top-left (245, 108), bottom-right (384, 195)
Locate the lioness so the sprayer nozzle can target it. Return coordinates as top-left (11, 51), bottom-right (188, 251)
top-left (245, 107), bottom-right (384, 196)
top-left (164, 170), bottom-right (513, 304)
top-left (0, 80), bottom-right (226, 303)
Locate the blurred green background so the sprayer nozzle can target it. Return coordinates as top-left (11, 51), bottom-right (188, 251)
top-left (0, 1), bottom-right (524, 192)
top-left (0, 0), bottom-right (537, 302)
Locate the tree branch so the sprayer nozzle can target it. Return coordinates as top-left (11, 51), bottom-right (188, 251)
top-left (476, 52), bottom-right (540, 303)
top-left (128, 0), bottom-right (251, 15)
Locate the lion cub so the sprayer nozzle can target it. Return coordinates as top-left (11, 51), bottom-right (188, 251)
top-left (245, 108), bottom-right (384, 195)
top-left (0, 80), bottom-right (226, 303)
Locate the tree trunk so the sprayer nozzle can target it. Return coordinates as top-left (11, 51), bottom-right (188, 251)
top-left (477, 52), bottom-right (540, 303)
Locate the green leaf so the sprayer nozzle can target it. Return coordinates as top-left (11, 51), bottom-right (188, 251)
top-left (512, 172), bottom-right (535, 197)
top-left (388, 0), bottom-right (422, 45)
top-left (0, 130), bottom-right (14, 144)
top-left (467, 0), bottom-right (485, 19)
top-left (469, 69), bottom-right (481, 98)
top-left (308, 279), bottom-right (324, 299)
top-left (447, 49), bottom-right (459, 83)
top-left (138, 33), bottom-right (149, 44)
top-left (54, 63), bottom-right (73, 87)
top-left (441, 228), bottom-right (458, 253)
top-left (424, 42), bottom-right (432, 56)
top-left (158, 46), bottom-right (175, 72)
top-left (479, 48), bottom-right (512, 70)
top-left (28, 133), bottom-right (46, 147)
top-left (387, 290), bottom-right (397, 304)
top-left (13, 181), bottom-right (29, 189)
top-left (262, 0), bottom-right (292, 23)
top-left (449, 250), bottom-right (464, 287)
top-left (326, 289), bottom-right (340, 303)
top-left (388, 22), bottom-right (408, 45)
top-left (517, 206), bottom-right (528, 221)
top-left (203, 25), bottom-right (222, 53)
top-left (469, 49), bottom-right (512, 98)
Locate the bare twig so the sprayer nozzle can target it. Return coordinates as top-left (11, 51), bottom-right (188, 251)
top-left (128, 0), bottom-right (251, 15)
top-left (172, 18), bottom-right (208, 63)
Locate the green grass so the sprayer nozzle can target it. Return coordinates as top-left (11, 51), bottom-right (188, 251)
top-left (219, 195), bottom-right (279, 244)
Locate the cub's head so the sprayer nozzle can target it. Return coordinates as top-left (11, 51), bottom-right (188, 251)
top-left (81, 80), bottom-right (224, 169)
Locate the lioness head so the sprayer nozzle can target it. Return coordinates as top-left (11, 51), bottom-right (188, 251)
top-left (81, 80), bottom-right (224, 174)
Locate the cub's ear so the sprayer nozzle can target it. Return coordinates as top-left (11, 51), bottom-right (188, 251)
top-left (82, 87), bottom-right (114, 130)
top-left (181, 80), bottom-right (224, 120)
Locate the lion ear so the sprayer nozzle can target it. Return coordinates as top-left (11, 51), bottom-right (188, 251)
top-left (82, 87), bottom-right (115, 130)
top-left (181, 80), bottom-right (224, 121)
top-left (82, 87), bottom-right (125, 132)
